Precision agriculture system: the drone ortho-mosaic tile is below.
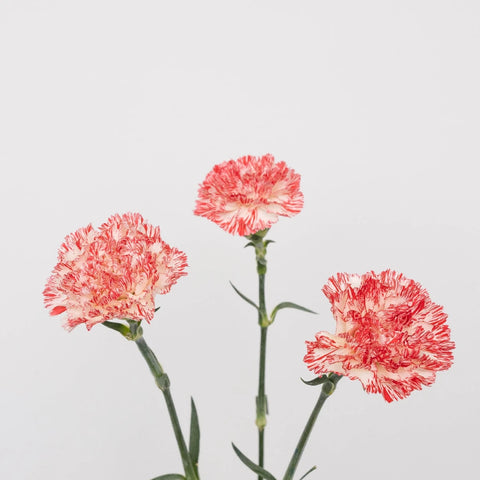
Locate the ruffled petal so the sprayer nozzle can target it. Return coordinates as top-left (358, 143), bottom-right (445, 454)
top-left (43, 213), bottom-right (188, 330)
top-left (194, 154), bottom-right (303, 236)
top-left (305, 270), bottom-right (454, 401)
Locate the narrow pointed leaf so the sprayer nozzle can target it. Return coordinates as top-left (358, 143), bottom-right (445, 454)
top-left (232, 443), bottom-right (277, 480)
top-left (102, 320), bottom-right (130, 337)
top-left (230, 282), bottom-right (259, 310)
top-left (270, 302), bottom-right (316, 323)
top-left (298, 466), bottom-right (317, 480)
top-left (155, 306), bottom-right (161, 312)
top-left (244, 241), bottom-right (255, 248)
top-left (264, 239), bottom-right (275, 247)
top-left (189, 397), bottom-right (200, 472)
top-left (151, 475), bottom-right (185, 480)
top-left (301, 375), bottom-right (328, 386)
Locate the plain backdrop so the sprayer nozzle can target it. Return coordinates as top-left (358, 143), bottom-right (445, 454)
top-left (1, 1), bottom-right (479, 479)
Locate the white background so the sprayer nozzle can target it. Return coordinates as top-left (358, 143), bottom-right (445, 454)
top-left (1, 1), bottom-right (479, 479)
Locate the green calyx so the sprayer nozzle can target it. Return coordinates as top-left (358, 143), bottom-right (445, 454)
top-left (245, 228), bottom-right (269, 243)
top-left (102, 319), bottom-right (144, 340)
top-left (323, 373), bottom-right (342, 395)
top-left (245, 229), bottom-right (272, 276)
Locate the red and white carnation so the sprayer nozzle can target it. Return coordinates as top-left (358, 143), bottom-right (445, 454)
top-left (304, 270), bottom-right (455, 402)
top-left (194, 154), bottom-right (303, 236)
top-left (44, 213), bottom-right (188, 330)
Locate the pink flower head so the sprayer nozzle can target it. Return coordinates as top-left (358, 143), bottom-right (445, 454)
top-left (194, 154), bottom-right (304, 236)
top-left (304, 270), bottom-right (454, 402)
top-left (43, 213), bottom-right (188, 331)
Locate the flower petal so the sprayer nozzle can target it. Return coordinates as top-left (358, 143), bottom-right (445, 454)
top-left (194, 154), bottom-right (303, 236)
top-left (305, 270), bottom-right (454, 401)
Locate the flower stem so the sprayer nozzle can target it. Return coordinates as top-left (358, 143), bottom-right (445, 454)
top-left (257, 325), bottom-right (268, 472)
top-left (282, 375), bottom-right (342, 480)
top-left (252, 232), bottom-right (269, 478)
top-left (135, 336), bottom-right (198, 480)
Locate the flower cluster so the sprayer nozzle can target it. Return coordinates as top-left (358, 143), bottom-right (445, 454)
top-left (194, 153), bottom-right (303, 236)
top-left (304, 270), bottom-right (454, 402)
top-left (44, 155), bottom-right (455, 407)
top-left (43, 213), bottom-right (187, 330)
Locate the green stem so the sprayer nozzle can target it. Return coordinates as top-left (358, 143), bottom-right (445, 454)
top-left (135, 336), bottom-right (164, 380)
top-left (135, 336), bottom-right (198, 480)
top-left (282, 376), bottom-right (342, 480)
top-left (257, 325), bottom-right (268, 472)
top-left (258, 273), bottom-right (266, 317)
top-left (245, 229), bottom-right (271, 479)
top-left (162, 388), bottom-right (197, 479)
top-left (256, 259), bottom-right (268, 477)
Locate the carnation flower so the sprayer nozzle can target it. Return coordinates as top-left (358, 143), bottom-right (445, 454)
top-left (44, 213), bottom-right (188, 331)
top-left (304, 270), bottom-right (454, 402)
top-left (194, 154), bottom-right (304, 236)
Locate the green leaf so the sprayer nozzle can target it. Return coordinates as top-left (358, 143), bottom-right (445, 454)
top-left (298, 466), bottom-right (317, 480)
top-left (301, 375), bottom-right (329, 386)
top-left (270, 302), bottom-right (317, 324)
top-left (154, 306), bottom-right (161, 312)
top-left (189, 397), bottom-right (200, 473)
top-left (232, 443), bottom-right (277, 480)
top-left (230, 282), bottom-right (259, 310)
top-left (264, 239), bottom-right (275, 247)
top-left (244, 241), bottom-right (255, 248)
top-left (150, 475), bottom-right (185, 480)
top-left (102, 320), bottom-right (130, 337)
